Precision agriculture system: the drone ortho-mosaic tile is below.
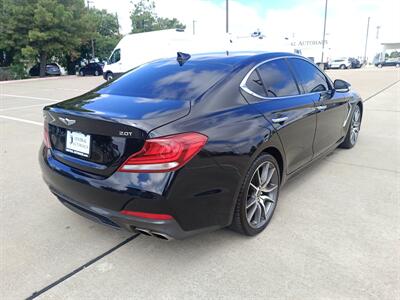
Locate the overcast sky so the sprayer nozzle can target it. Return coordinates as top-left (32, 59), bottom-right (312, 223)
top-left (91, 0), bottom-right (399, 58)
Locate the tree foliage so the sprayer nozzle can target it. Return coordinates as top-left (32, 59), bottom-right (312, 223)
top-left (130, 0), bottom-right (185, 33)
top-left (80, 8), bottom-right (121, 62)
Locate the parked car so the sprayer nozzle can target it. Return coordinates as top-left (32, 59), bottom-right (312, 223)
top-left (349, 58), bottom-right (362, 69)
top-left (78, 63), bottom-right (103, 76)
top-left (375, 58), bottom-right (400, 68)
top-left (29, 63), bottom-right (64, 76)
top-left (328, 58), bottom-right (352, 69)
top-left (40, 52), bottom-right (363, 240)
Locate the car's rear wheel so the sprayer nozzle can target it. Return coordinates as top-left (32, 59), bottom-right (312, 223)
top-left (340, 64), bottom-right (346, 69)
top-left (396, 63), bottom-right (400, 68)
top-left (231, 154), bottom-right (280, 236)
top-left (377, 63), bottom-right (383, 68)
top-left (95, 70), bottom-right (99, 76)
top-left (79, 71), bottom-right (84, 76)
top-left (340, 104), bottom-right (361, 149)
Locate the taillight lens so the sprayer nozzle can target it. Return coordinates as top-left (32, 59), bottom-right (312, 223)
top-left (118, 132), bottom-right (208, 173)
top-left (43, 123), bottom-right (51, 148)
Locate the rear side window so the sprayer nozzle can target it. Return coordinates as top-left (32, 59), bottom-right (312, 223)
top-left (257, 59), bottom-right (299, 97)
top-left (98, 59), bottom-right (232, 100)
top-left (289, 58), bottom-right (330, 93)
top-left (245, 70), bottom-right (267, 97)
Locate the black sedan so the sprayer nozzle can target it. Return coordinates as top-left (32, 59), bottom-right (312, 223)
top-left (40, 52), bottom-right (363, 240)
top-left (78, 63), bottom-right (103, 76)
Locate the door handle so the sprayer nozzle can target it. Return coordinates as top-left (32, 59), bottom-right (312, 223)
top-left (271, 116), bottom-right (288, 123)
top-left (316, 105), bottom-right (327, 111)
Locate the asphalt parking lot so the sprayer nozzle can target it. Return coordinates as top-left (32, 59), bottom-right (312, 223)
top-left (1, 67), bottom-right (399, 299)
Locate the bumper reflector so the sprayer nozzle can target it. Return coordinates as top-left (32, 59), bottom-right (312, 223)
top-left (120, 210), bottom-right (173, 220)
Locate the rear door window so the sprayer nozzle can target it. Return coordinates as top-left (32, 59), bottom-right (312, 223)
top-left (245, 70), bottom-right (267, 97)
top-left (288, 58), bottom-right (330, 93)
top-left (256, 59), bottom-right (300, 97)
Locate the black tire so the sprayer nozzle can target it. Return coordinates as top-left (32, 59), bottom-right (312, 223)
top-left (377, 64), bottom-right (383, 68)
top-left (396, 64), bottom-right (400, 68)
top-left (106, 72), bottom-right (114, 81)
top-left (340, 64), bottom-right (346, 69)
top-left (79, 71), bottom-right (84, 76)
top-left (340, 104), bottom-right (362, 149)
top-left (230, 154), bottom-right (280, 236)
top-left (95, 70), bottom-right (99, 76)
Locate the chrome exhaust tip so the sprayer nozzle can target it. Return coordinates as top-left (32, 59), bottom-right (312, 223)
top-left (151, 231), bottom-right (173, 241)
top-left (135, 228), bottom-right (152, 236)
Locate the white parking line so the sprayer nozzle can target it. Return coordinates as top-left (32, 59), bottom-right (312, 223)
top-left (0, 94), bottom-right (57, 102)
top-left (0, 115), bottom-right (42, 126)
top-left (0, 103), bottom-right (52, 112)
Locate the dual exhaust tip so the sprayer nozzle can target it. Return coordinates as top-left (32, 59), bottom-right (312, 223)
top-left (135, 227), bottom-right (173, 241)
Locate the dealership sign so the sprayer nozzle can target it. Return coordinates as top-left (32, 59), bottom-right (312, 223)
top-left (290, 40), bottom-right (328, 47)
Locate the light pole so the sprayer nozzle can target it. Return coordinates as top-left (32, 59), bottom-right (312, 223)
top-left (363, 16), bottom-right (370, 64)
top-left (193, 20), bottom-right (196, 35)
top-left (226, 0), bottom-right (229, 33)
top-left (320, 0), bottom-right (328, 65)
top-left (87, 0), bottom-right (95, 60)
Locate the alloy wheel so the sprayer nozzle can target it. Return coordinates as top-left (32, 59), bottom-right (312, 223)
top-left (350, 106), bottom-right (361, 145)
top-left (246, 161), bottom-right (279, 229)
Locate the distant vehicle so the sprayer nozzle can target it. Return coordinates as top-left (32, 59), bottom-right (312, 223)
top-left (78, 63), bottom-right (103, 76)
top-left (349, 58), bottom-right (362, 69)
top-left (29, 63), bottom-right (66, 76)
top-left (375, 58), bottom-right (400, 68)
top-left (328, 58), bottom-right (351, 69)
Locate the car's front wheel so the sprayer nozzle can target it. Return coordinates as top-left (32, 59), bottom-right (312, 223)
top-left (340, 64), bottom-right (346, 69)
top-left (95, 70), bottom-right (99, 76)
top-left (340, 104), bottom-right (361, 149)
top-left (79, 71), bottom-right (84, 76)
top-left (231, 154), bottom-right (280, 236)
top-left (396, 63), bottom-right (400, 68)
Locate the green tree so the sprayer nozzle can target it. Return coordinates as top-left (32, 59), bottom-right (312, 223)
top-left (22, 0), bottom-right (91, 76)
top-left (130, 0), bottom-right (185, 33)
top-left (81, 8), bottom-right (121, 62)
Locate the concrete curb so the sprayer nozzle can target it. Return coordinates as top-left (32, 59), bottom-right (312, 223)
top-left (0, 75), bottom-right (76, 84)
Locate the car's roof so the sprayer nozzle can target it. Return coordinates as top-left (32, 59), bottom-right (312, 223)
top-left (157, 51), bottom-right (303, 69)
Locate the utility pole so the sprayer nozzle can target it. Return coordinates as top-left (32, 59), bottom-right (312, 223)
top-left (87, 0), bottom-right (95, 60)
top-left (363, 16), bottom-right (370, 64)
top-left (193, 20), bottom-right (196, 35)
top-left (320, 0), bottom-right (328, 65)
top-left (226, 0), bottom-right (229, 33)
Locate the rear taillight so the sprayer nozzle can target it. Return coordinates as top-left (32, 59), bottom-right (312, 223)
top-left (118, 132), bottom-right (208, 173)
top-left (43, 123), bottom-right (51, 148)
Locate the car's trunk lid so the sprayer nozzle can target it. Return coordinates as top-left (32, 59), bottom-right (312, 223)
top-left (44, 92), bottom-right (191, 177)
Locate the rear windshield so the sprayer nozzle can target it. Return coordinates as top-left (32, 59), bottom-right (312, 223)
top-left (98, 59), bottom-right (232, 100)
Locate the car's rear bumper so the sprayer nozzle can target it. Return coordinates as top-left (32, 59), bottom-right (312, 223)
top-left (39, 145), bottom-right (223, 239)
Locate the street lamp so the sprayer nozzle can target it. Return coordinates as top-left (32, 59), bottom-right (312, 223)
top-left (320, 0), bottom-right (328, 65)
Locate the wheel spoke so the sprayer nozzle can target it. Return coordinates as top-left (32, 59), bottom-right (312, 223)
top-left (257, 169), bottom-right (262, 186)
top-left (265, 167), bottom-right (275, 187)
top-left (262, 183), bottom-right (278, 193)
top-left (249, 182), bottom-right (258, 190)
top-left (247, 202), bottom-right (257, 222)
top-left (254, 203), bottom-right (261, 224)
top-left (246, 196), bottom-right (257, 209)
top-left (259, 200), bottom-right (267, 219)
top-left (260, 194), bottom-right (275, 204)
top-left (259, 163), bottom-right (269, 186)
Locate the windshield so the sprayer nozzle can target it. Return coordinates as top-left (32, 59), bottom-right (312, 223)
top-left (97, 59), bottom-right (232, 100)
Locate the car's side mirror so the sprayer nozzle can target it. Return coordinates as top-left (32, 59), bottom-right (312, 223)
top-left (334, 79), bottom-right (351, 92)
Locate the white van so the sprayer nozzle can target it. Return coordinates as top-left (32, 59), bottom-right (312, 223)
top-left (103, 29), bottom-right (300, 81)
top-left (103, 29), bottom-right (231, 81)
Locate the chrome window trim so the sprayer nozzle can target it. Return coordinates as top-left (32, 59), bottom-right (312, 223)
top-left (240, 55), bottom-right (333, 100)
